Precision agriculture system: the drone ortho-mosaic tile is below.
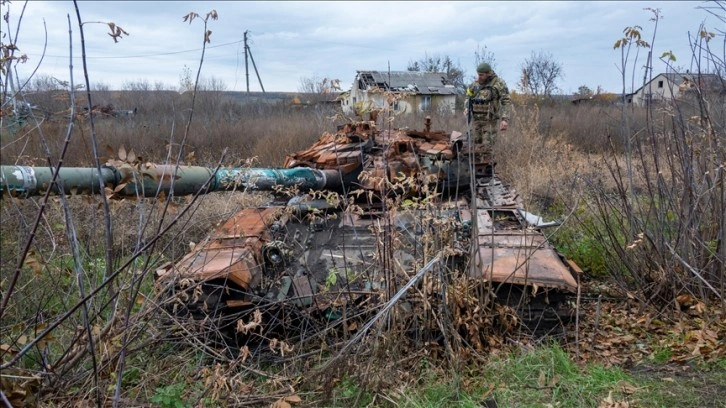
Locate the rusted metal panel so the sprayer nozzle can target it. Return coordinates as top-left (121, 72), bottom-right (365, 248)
top-left (175, 247), bottom-right (258, 288)
top-left (474, 246), bottom-right (578, 292)
top-left (210, 207), bottom-right (282, 239)
top-left (156, 207), bottom-right (281, 291)
top-left (472, 176), bottom-right (578, 293)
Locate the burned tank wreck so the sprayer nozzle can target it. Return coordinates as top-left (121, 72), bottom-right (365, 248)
top-left (1, 118), bottom-right (580, 355)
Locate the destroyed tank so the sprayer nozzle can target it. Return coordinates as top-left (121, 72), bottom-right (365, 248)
top-left (1, 117), bottom-right (580, 351)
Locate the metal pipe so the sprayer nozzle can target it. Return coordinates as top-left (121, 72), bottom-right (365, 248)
top-left (0, 165), bottom-right (118, 196)
top-left (216, 167), bottom-right (342, 191)
top-left (1, 165), bottom-right (343, 197)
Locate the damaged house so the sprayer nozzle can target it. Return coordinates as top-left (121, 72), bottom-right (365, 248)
top-left (341, 70), bottom-right (459, 116)
top-left (626, 72), bottom-right (724, 106)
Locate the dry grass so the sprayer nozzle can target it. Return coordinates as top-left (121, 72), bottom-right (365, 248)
top-left (2, 92), bottom-right (336, 168)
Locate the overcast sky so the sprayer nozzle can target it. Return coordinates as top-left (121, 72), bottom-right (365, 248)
top-left (3, 1), bottom-right (722, 94)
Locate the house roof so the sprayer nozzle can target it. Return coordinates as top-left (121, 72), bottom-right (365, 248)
top-left (355, 70), bottom-right (459, 95)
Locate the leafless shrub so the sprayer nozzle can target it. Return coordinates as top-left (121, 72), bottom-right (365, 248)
top-left (576, 9), bottom-right (725, 310)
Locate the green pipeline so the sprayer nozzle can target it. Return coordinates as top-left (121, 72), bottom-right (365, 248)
top-left (0, 165), bottom-right (343, 197)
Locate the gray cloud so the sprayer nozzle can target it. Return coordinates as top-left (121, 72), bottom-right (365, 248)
top-left (5, 1), bottom-right (718, 94)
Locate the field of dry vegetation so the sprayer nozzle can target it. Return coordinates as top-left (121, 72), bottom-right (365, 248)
top-left (1, 84), bottom-right (724, 406)
top-left (1, 4), bottom-right (725, 405)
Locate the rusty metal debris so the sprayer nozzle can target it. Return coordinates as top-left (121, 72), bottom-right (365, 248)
top-left (1, 117), bottom-right (581, 354)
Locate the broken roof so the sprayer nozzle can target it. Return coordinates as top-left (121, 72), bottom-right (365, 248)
top-left (356, 70), bottom-right (459, 95)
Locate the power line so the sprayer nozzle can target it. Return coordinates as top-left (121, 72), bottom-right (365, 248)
top-left (27, 33), bottom-right (395, 62)
top-left (24, 39), bottom-right (246, 60)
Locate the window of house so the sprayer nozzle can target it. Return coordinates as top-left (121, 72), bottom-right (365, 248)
top-left (392, 101), bottom-right (400, 111)
top-left (421, 95), bottom-right (431, 111)
top-left (658, 80), bottom-right (664, 88)
top-left (352, 97), bottom-right (357, 104)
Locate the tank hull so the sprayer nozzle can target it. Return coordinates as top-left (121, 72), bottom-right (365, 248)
top-left (2, 119), bottom-right (581, 349)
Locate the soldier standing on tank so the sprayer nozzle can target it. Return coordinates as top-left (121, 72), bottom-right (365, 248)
top-left (466, 62), bottom-right (512, 160)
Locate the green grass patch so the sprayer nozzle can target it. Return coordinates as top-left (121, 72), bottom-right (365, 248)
top-left (377, 345), bottom-right (726, 408)
top-left (629, 362), bottom-right (726, 408)
top-left (328, 376), bottom-right (375, 407)
top-left (484, 344), bottom-right (632, 407)
top-left (649, 346), bottom-right (673, 365)
top-left (380, 344), bottom-right (639, 408)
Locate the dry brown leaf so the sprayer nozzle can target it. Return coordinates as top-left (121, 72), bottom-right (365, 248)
top-left (548, 374), bottom-right (560, 388)
top-left (238, 345), bottom-right (250, 363)
top-left (618, 381), bottom-right (638, 394)
top-left (182, 12), bottom-right (200, 24)
top-left (284, 395), bottom-right (302, 403)
top-left (113, 183), bottom-right (127, 193)
top-left (23, 256), bottom-right (43, 276)
top-left (480, 383), bottom-right (495, 399)
top-left (236, 309), bottom-right (263, 334)
top-left (271, 399), bottom-right (291, 408)
top-left (598, 390), bottom-right (631, 408)
top-left (676, 293), bottom-right (695, 306)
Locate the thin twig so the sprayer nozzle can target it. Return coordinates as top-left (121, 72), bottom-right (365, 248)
top-left (589, 295), bottom-right (603, 353)
top-left (316, 254), bottom-right (442, 373)
top-left (575, 271), bottom-right (581, 361)
top-left (666, 243), bottom-right (722, 299)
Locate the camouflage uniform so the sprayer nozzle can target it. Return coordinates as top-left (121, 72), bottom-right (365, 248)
top-left (466, 73), bottom-right (511, 155)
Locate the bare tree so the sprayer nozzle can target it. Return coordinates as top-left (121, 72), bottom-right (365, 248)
top-left (517, 50), bottom-right (564, 98)
top-left (202, 76), bottom-right (228, 92)
top-left (25, 74), bottom-right (65, 92)
top-left (297, 75), bottom-right (341, 104)
top-left (179, 64), bottom-right (195, 93)
top-left (474, 43), bottom-right (497, 72)
top-left (576, 85), bottom-right (594, 97)
top-left (122, 79), bottom-right (151, 91)
top-left (407, 52), bottom-right (465, 90)
top-left (298, 74), bottom-right (339, 94)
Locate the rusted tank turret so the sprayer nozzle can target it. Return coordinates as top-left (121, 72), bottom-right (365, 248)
top-left (1, 118), bottom-right (580, 349)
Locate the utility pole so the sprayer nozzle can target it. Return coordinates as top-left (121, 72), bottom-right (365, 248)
top-left (243, 30), bottom-right (265, 93)
top-left (244, 31), bottom-right (250, 93)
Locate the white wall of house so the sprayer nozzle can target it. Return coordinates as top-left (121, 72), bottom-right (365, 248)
top-left (429, 95), bottom-right (456, 113)
top-left (340, 89), bottom-right (455, 116)
top-left (631, 74), bottom-right (681, 106)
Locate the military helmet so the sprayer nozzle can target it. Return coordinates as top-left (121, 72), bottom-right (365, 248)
top-left (476, 62), bottom-right (492, 73)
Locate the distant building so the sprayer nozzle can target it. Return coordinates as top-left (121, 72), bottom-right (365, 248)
top-left (341, 70), bottom-right (459, 116)
top-left (627, 72), bottom-right (724, 107)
